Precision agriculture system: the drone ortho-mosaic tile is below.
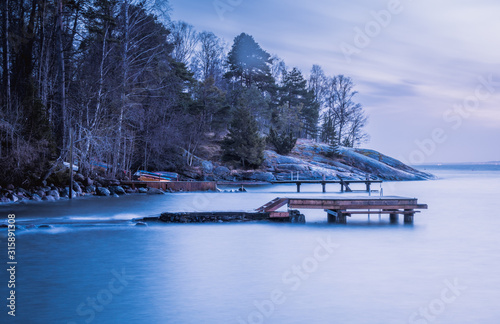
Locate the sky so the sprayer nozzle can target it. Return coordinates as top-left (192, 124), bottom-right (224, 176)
top-left (167, 0), bottom-right (500, 163)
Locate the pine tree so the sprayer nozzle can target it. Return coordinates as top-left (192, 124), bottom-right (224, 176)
top-left (222, 106), bottom-right (265, 167)
top-left (268, 127), bottom-right (297, 155)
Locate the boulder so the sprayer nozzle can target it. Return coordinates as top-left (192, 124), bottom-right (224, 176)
top-left (84, 177), bottom-right (94, 186)
top-left (147, 188), bottom-right (164, 195)
top-left (85, 185), bottom-right (96, 194)
top-left (59, 187), bottom-right (69, 198)
top-left (31, 194), bottom-right (42, 201)
top-left (202, 160), bottom-right (214, 174)
top-left (73, 182), bottom-right (83, 194)
top-left (6, 184), bottom-right (14, 190)
top-left (48, 190), bottom-right (60, 199)
top-left (8, 194), bottom-right (18, 202)
top-left (96, 187), bottom-right (111, 196)
top-left (138, 187), bottom-right (148, 194)
top-left (42, 195), bottom-right (56, 201)
top-left (109, 186), bottom-right (126, 195)
top-left (0, 196), bottom-right (10, 203)
top-left (249, 172), bottom-right (275, 182)
top-left (214, 166), bottom-right (230, 177)
top-left (74, 173), bottom-right (85, 182)
top-left (125, 188), bottom-right (137, 194)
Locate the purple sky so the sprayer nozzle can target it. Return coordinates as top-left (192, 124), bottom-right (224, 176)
top-left (168, 0), bottom-right (500, 163)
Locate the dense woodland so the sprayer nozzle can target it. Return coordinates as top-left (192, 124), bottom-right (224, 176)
top-left (0, 0), bottom-right (368, 186)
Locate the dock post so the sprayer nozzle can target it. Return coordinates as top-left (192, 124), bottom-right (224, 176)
top-left (322, 182), bottom-right (326, 193)
top-left (366, 182), bottom-right (371, 192)
top-left (390, 213), bottom-right (399, 223)
top-left (404, 209), bottom-right (414, 224)
top-left (296, 182), bottom-right (301, 193)
top-left (326, 210), bottom-right (338, 223)
top-left (337, 211), bottom-right (347, 224)
top-left (340, 182), bottom-right (344, 193)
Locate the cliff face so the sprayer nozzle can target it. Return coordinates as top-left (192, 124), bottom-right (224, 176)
top-left (196, 140), bottom-right (435, 182)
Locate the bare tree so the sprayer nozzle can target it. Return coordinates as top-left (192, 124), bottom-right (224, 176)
top-left (323, 75), bottom-right (367, 147)
top-left (168, 20), bottom-right (199, 65)
top-left (192, 31), bottom-right (226, 84)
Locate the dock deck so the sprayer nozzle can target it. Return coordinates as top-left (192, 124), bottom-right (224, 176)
top-left (256, 196), bottom-right (427, 224)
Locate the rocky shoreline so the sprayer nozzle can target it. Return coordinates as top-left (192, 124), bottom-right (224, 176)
top-left (1, 140), bottom-right (434, 204)
top-left (0, 175), bottom-right (166, 204)
top-left (189, 140), bottom-right (435, 183)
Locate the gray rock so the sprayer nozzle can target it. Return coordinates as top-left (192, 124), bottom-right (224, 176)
top-left (6, 184), bottom-right (14, 190)
top-left (214, 166), bottom-right (230, 177)
top-left (96, 187), bottom-right (111, 196)
top-left (112, 193), bottom-right (119, 198)
top-left (85, 177), bottom-right (93, 186)
top-left (0, 196), bottom-right (11, 203)
top-left (73, 182), bottom-right (83, 194)
top-left (138, 187), bottom-right (148, 193)
top-left (48, 189), bottom-right (60, 199)
top-left (42, 195), bottom-right (56, 201)
top-left (8, 194), bottom-right (18, 202)
top-left (85, 185), bottom-right (96, 194)
top-left (135, 222), bottom-right (147, 226)
top-left (59, 187), bottom-right (69, 198)
top-left (109, 186), bottom-right (126, 195)
top-left (147, 188), bottom-right (164, 195)
top-left (74, 173), bottom-right (85, 182)
top-left (31, 194), bottom-right (42, 201)
top-left (249, 172), bottom-right (275, 182)
top-left (202, 160), bottom-right (214, 174)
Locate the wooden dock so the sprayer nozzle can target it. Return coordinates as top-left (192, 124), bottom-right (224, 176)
top-left (271, 179), bottom-right (382, 193)
top-left (256, 196), bottom-right (427, 224)
top-left (139, 196), bottom-right (428, 225)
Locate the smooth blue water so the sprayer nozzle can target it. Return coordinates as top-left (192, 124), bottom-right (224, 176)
top-left (1, 166), bottom-right (500, 323)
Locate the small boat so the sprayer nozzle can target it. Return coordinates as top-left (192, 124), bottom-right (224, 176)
top-left (134, 170), bottom-right (179, 182)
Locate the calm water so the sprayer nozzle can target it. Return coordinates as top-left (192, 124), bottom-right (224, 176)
top-left (1, 165), bottom-right (500, 324)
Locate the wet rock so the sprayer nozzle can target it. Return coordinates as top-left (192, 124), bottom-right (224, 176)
top-left (147, 188), bottom-right (164, 195)
top-left (112, 193), bottom-right (119, 198)
top-left (49, 189), bottom-right (60, 200)
top-left (6, 184), bottom-right (14, 190)
top-left (214, 166), bottom-right (230, 177)
top-left (109, 186), bottom-right (126, 195)
top-left (42, 195), bottom-right (56, 201)
top-left (125, 188), bottom-right (137, 194)
top-left (0, 196), bottom-right (11, 203)
top-left (74, 173), bottom-right (85, 182)
top-left (31, 194), bottom-right (42, 201)
top-left (59, 187), bottom-right (69, 198)
top-left (135, 222), bottom-right (147, 226)
top-left (96, 187), bottom-right (111, 196)
top-left (249, 172), bottom-right (275, 182)
top-left (38, 224), bottom-right (51, 228)
top-left (73, 182), bottom-right (83, 194)
top-left (8, 194), bottom-right (18, 202)
top-left (85, 185), bottom-right (96, 194)
top-left (84, 177), bottom-right (94, 186)
top-left (138, 187), bottom-right (148, 194)
top-left (202, 160), bottom-right (214, 174)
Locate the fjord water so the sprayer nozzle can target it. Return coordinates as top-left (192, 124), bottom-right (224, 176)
top-left (1, 165), bottom-right (500, 324)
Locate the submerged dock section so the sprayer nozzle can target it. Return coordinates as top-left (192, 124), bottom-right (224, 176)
top-left (144, 196), bottom-right (427, 225)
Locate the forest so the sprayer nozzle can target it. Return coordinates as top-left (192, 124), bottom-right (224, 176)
top-left (0, 0), bottom-right (368, 186)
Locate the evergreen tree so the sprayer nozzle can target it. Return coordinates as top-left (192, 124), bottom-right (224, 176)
top-left (225, 33), bottom-right (275, 92)
top-left (222, 106), bottom-right (265, 167)
top-left (278, 68), bottom-right (319, 139)
top-left (268, 127), bottom-right (297, 155)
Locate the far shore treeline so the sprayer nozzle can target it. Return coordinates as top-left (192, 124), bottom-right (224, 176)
top-left (0, 0), bottom-right (368, 186)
